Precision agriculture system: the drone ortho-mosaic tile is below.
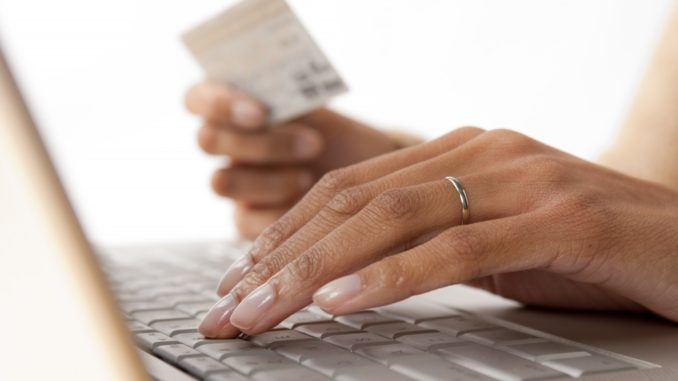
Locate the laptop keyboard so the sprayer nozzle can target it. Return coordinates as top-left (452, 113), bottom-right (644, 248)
top-left (102, 243), bottom-right (646, 381)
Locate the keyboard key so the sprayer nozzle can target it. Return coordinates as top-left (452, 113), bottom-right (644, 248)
top-left (115, 292), bottom-right (154, 303)
top-left (120, 301), bottom-right (171, 313)
top-left (354, 343), bottom-right (429, 365)
top-left (376, 301), bottom-right (458, 323)
top-left (437, 342), bottom-right (563, 380)
top-left (132, 309), bottom-right (191, 325)
top-left (396, 332), bottom-right (464, 351)
top-left (151, 318), bottom-right (200, 336)
top-left (224, 353), bottom-right (296, 375)
top-left (335, 366), bottom-right (416, 381)
top-left (145, 286), bottom-right (193, 297)
top-left (159, 293), bottom-right (213, 306)
top-left (177, 301), bottom-right (216, 316)
top-left (279, 310), bottom-right (331, 329)
top-left (196, 311), bottom-right (209, 320)
top-left (174, 332), bottom-right (219, 348)
top-left (135, 331), bottom-right (179, 350)
top-left (365, 322), bottom-right (435, 339)
top-left (541, 354), bottom-right (635, 377)
top-left (419, 316), bottom-right (496, 336)
top-left (179, 356), bottom-right (232, 378)
top-left (275, 341), bottom-right (346, 362)
top-left (296, 322), bottom-right (359, 338)
top-left (252, 367), bottom-right (330, 381)
top-left (205, 371), bottom-right (250, 381)
top-left (503, 341), bottom-right (590, 361)
top-left (153, 343), bottom-right (203, 363)
top-left (390, 357), bottom-right (493, 381)
top-left (324, 332), bottom-right (392, 350)
top-left (127, 320), bottom-right (154, 333)
top-left (198, 340), bottom-right (259, 360)
top-left (461, 329), bottom-right (542, 346)
top-left (249, 330), bottom-right (313, 348)
top-left (334, 311), bottom-right (396, 329)
top-left (301, 353), bottom-right (377, 377)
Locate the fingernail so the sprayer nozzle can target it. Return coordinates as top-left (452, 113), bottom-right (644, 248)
top-left (294, 131), bottom-right (323, 159)
top-left (198, 294), bottom-right (237, 338)
top-left (229, 283), bottom-right (276, 331)
top-left (217, 254), bottom-right (253, 296)
top-left (313, 274), bottom-right (361, 308)
top-left (231, 99), bottom-right (264, 128)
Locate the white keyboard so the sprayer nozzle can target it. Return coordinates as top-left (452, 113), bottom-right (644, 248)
top-left (101, 243), bottom-right (646, 381)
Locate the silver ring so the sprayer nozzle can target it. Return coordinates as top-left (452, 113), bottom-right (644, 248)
top-left (444, 176), bottom-right (470, 225)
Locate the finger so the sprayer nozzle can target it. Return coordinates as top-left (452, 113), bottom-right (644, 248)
top-left (197, 123), bottom-right (323, 163)
top-left (313, 213), bottom-right (553, 315)
top-left (212, 167), bottom-right (314, 205)
top-left (226, 176), bottom-right (523, 334)
top-left (243, 127), bottom-right (486, 267)
top-left (185, 82), bottom-right (265, 129)
top-left (217, 129), bottom-right (500, 297)
top-left (234, 204), bottom-right (291, 240)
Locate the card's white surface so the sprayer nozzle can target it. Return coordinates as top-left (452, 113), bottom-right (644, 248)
top-left (183, 0), bottom-right (347, 123)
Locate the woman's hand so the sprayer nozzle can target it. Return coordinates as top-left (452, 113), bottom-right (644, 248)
top-left (198, 127), bottom-right (678, 338)
top-left (185, 81), bottom-right (401, 238)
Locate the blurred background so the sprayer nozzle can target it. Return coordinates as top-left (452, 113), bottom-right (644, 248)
top-left (0, 0), bottom-right (673, 245)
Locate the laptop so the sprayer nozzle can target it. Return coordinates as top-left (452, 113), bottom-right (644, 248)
top-left (1, 41), bottom-right (677, 381)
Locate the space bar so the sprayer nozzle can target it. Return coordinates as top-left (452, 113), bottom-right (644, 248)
top-left (138, 349), bottom-right (198, 381)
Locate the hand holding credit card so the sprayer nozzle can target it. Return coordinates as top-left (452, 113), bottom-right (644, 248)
top-left (182, 0), bottom-right (348, 124)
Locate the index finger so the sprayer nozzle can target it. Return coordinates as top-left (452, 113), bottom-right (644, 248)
top-left (185, 81), bottom-right (266, 129)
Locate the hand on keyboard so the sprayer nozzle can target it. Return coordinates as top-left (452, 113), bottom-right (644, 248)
top-left (107, 246), bottom-right (645, 380)
top-left (198, 128), bottom-right (678, 338)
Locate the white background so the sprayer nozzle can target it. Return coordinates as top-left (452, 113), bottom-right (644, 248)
top-left (0, 0), bottom-right (673, 245)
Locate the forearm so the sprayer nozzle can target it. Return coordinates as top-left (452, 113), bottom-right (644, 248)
top-left (599, 2), bottom-right (678, 189)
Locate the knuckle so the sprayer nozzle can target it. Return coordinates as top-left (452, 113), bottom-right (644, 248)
top-left (532, 155), bottom-right (569, 184)
top-left (483, 129), bottom-right (537, 155)
top-left (314, 169), bottom-right (354, 198)
top-left (252, 222), bottom-right (289, 259)
top-left (374, 258), bottom-right (410, 290)
top-left (326, 186), bottom-right (372, 216)
top-left (287, 250), bottom-right (324, 281)
top-left (231, 248), bottom-right (295, 301)
top-left (441, 228), bottom-right (485, 267)
top-left (454, 125), bottom-right (486, 136)
top-left (366, 188), bottom-right (417, 221)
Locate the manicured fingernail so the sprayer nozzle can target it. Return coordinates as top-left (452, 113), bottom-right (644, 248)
top-left (198, 294), bottom-right (237, 338)
top-left (294, 130), bottom-right (323, 159)
top-left (229, 283), bottom-right (276, 331)
top-left (231, 99), bottom-right (263, 128)
top-left (217, 254), bottom-right (253, 296)
top-left (313, 274), bottom-right (361, 308)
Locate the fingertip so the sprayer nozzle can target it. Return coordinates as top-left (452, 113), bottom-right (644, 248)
top-left (198, 294), bottom-right (240, 338)
top-left (231, 97), bottom-right (266, 129)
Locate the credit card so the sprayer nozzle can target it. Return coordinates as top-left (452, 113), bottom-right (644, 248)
top-left (182, 0), bottom-right (348, 123)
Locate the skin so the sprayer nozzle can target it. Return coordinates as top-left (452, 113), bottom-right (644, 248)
top-left (185, 82), bottom-right (401, 239)
top-left (197, 127), bottom-right (678, 338)
top-left (188, 3), bottom-right (678, 338)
